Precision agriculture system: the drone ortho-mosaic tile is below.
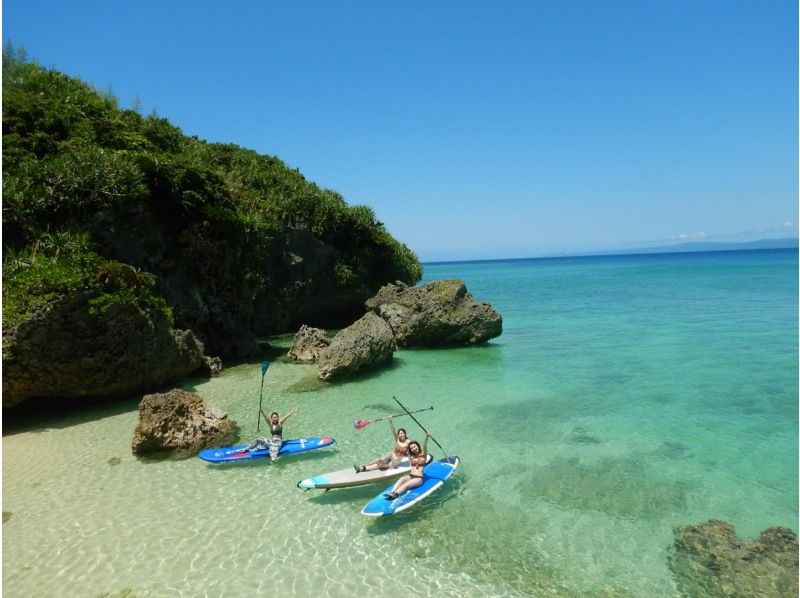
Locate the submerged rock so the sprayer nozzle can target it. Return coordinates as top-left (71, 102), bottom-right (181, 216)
top-left (317, 312), bottom-right (396, 381)
top-left (287, 325), bottom-right (330, 362)
top-left (131, 389), bottom-right (237, 459)
top-left (669, 519), bottom-right (798, 597)
top-left (365, 279), bottom-right (502, 347)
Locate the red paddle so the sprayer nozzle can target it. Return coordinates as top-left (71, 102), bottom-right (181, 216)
top-left (353, 406), bottom-right (433, 429)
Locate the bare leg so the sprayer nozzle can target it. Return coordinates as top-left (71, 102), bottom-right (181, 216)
top-left (357, 455), bottom-right (392, 473)
top-left (366, 462), bottom-right (391, 471)
top-left (393, 475), bottom-right (410, 492)
top-left (392, 476), bottom-right (423, 497)
top-left (386, 474), bottom-right (415, 498)
top-left (356, 461), bottom-right (380, 473)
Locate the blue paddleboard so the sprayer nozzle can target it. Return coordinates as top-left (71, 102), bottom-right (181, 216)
top-left (198, 437), bottom-right (335, 463)
top-left (361, 456), bottom-right (459, 516)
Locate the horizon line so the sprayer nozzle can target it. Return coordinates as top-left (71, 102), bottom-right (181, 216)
top-left (421, 243), bottom-right (798, 266)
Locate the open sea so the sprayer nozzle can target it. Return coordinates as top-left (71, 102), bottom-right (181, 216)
top-left (3, 248), bottom-right (798, 597)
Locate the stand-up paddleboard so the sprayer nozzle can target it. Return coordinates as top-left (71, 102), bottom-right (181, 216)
top-left (361, 456), bottom-right (459, 516)
top-left (297, 454), bottom-right (432, 490)
top-left (198, 437), bottom-right (335, 463)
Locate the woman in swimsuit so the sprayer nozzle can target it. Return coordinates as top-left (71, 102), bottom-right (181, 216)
top-left (247, 406), bottom-right (299, 462)
top-left (384, 432), bottom-right (430, 500)
top-left (354, 415), bottom-right (410, 473)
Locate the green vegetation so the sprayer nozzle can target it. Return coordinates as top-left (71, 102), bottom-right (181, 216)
top-left (3, 240), bottom-right (170, 328)
top-left (2, 48), bottom-right (421, 350)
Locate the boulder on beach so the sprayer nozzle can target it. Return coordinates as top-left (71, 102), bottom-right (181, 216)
top-left (365, 279), bottom-right (502, 347)
top-left (200, 355), bottom-right (224, 376)
top-left (131, 388), bottom-right (238, 458)
top-left (2, 292), bottom-right (205, 408)
top-left (317, 312), bottom-right (396, 381)
top-left (287, 325), bottom-right (330, 362)
top-left (669, 519), bottom-right (798, 597)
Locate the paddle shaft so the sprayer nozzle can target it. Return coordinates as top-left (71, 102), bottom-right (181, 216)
top-left (363, 406), bottom-right (433, 426)
top-left (393, 396), bottom-right (447, 456)
top-left (256, 361), bottom-right (269, 432)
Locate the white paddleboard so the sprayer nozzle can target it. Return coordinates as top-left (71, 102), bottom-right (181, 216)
top-left (297, 454), bottom-right (432, 490)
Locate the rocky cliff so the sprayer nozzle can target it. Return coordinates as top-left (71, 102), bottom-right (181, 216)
top-left (2, 292), bottom-right (204, 408)
top-left (2, 55), bottom-right (423, 409)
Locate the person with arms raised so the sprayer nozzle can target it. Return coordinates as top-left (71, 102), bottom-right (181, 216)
top-left (383, 432), bottom-right (429, 500)
top-left (354, 415), bottom-right (410, 473)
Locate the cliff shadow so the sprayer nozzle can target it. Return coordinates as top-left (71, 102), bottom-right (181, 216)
top-left (3, 392), bottom-right (143, 435)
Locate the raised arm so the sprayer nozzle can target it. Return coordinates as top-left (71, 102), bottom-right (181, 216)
top-left (387, 415), bottom-right (397, 439)
top-left (280, 407), bottom-right (299, 426)
top-left (422, 432), bottom-right (430, 455)
top-left (259, 407), bottom-right (271, 426)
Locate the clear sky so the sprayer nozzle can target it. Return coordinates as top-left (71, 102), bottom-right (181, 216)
top-left (3, 0), bottom-right (797, 261)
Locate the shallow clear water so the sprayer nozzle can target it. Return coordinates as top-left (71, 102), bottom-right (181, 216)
top-left (3, 249), bottom-right (797, 597)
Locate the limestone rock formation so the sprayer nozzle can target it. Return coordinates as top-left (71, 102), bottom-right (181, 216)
top-left (288, 325), bottom-right (330, 362)
top-left (251, 225), bottom-right (374, 337)
top-left (669, 519), bottom-right (798, 597)
top-left (2, 293), bottom-right (205, 408)
top-left (200, 355), bottom-right (224, 376)
top-left (317, 312), bottom-right (396, 381)
top-left (131, 388), bottom-right (237, 458)
top-left (365, 279), bottom-right (502, 346)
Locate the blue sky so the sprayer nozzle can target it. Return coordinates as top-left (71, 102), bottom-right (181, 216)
top-left (3, 0), bottom-right (797, 261)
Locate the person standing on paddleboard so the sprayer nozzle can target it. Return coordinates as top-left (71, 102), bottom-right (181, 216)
top-left (354, 416), bottom-right (410, 473)
top-left (246, 407), bottom-right (299, 462)
top-left (384, 433), bottom-right (429, 499)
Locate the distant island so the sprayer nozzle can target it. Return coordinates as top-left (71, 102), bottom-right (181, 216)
top-left (424, 238), bottom-right (798, 265)
top-left (546, 237), bottom-right (799, 259)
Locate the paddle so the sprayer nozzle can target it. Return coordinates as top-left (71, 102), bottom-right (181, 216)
top-left (256, 360), bottom-right (270, 432)
top-left (353, 406), bottom-right (434, 430)
top-left (393, 395), bottom-right (447, 457)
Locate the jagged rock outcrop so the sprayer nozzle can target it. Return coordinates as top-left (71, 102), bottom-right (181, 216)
top-left (288, 325), bottom-right (330, 362)
top-left (365, 279), bottom-right (502, 346)
top-left (669, 519), bottom-right (798, 597)
top-left (131, 388), bottom-right (237, 458)
top-left (317, 312), bottom-right (396, 381)
top-left (200, 355), bottom-right (224, 376)
top-left (2, 293), bottom-right (204, 408)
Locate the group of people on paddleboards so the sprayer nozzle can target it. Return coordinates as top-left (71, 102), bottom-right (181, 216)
top-left (353, 416), bottom-right (430, 499)
top-left (247, 410), bottom-right (430, 500)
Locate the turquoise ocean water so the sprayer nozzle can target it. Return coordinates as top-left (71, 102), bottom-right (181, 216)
top-left (3, 249), bottom-right (797, 597)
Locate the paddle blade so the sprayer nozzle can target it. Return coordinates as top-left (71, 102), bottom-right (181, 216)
top-left (261, 360), bottom-right (270, 375)
top-left (354, 419), bottom-right (371, 430)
